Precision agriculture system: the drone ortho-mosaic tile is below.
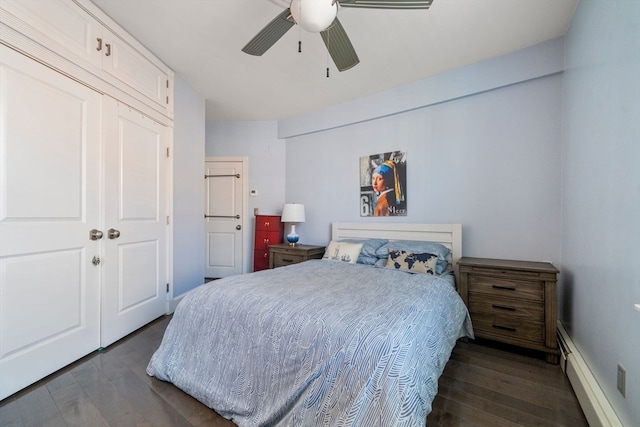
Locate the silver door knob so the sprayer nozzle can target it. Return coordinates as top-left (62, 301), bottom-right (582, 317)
top-left (90, 229), bottom-right (103, 240)
top-left (108, 228), bottom-right (121, 239)
top-left (236, 225), bottom-right (242, 230)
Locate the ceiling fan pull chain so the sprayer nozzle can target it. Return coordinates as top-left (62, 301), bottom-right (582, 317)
top-left (326, 29), bottom-right (330, 78)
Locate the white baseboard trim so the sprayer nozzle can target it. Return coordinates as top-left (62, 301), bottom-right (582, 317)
top-left (168, 293), bottom-right (186, 313)
top-left (557, 322), bottom-right (622, 427)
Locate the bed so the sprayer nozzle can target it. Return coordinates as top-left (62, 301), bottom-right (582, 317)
top-left (147, 223), bottom-right (473, 426)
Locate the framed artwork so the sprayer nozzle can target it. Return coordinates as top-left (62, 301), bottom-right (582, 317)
top-left (360, 151), bottom-right (407, 217)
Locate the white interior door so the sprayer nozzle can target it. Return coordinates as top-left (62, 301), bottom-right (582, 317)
top-left (205, 159), bottom-right (244, 278)
top-left (101, 97), bottom-right (168, 347)
top-left (0, 46), bottom-right (101, 400)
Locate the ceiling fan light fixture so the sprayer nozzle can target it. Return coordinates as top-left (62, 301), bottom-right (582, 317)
top-left (290, 0), bottom-right (338, 33)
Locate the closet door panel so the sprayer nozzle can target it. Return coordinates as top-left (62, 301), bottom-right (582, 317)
top-left (1, 0), bottom-right (102, 68)
top-left (0, 46), bottom-right (101, 400)
top-left (101, 35), bottom-right (168, 110)
top-left (101, 97), bottom-right (168, 347)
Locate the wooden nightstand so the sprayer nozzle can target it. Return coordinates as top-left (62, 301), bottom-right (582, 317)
top-left (457, 257), bottom-right (560, 364)
top-left (269, 244), bottom-right (326, 269)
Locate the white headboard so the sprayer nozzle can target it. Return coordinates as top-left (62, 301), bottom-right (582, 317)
top-left (332, 222), bottom-right (462, 275)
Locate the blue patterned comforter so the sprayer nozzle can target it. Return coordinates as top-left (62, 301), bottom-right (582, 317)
top-left (147, 260), bottom-right (473, 426)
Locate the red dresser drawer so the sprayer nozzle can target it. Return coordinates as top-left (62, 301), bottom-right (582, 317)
top-left (254, 230), bottom-right (282, 250)
top-left (255, 215), bottom-right (282, 232)
top-left (253, 249), bottom-right (270, 271)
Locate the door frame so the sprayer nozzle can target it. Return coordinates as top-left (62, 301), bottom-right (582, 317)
top-left (205, 156), bottom-right (249, 274)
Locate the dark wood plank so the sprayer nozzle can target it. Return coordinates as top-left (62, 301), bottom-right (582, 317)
top-left (15, 386), bottom-right (67, 427)
top-left (0, 398), bottom-right (24, 427)
top-left (427, 340), bottom-right (588, 427)
top-left (69, 358), bottom-right (152, 426)
top-left (46, 371), bottom-right (110, 427)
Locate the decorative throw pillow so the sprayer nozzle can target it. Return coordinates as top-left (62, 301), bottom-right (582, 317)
top-left (376, 241), bottom-right (451, 274)
top-left (386, 249), bottom-right (438, 275)
top-left (322, 241), bottom-right (363, 264)
top-left (338, 238), bottom-right (388, 265)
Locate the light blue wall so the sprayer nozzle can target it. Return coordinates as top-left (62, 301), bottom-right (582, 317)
top-left (279, 38), bottom-right (565, 139)
top-left (282, 41), bottom-right (564, 267)
top-left (172, 75), bottom-right (206, 297)
top-left (561, 0), bottom-right (640, 425)
top-left (206, 121), bottom-right (286, 272)
top-left (197, 8), bottom-right (640, 423)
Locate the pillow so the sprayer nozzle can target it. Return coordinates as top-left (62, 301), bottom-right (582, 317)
top-left (338, 238), bottom-right (388, 265)
top-left (375, 241), bottom-right (451, 274)
top-left (386, 249), bottom-right (438, 275)
top-left (322, 241), bottom-right (363, 264)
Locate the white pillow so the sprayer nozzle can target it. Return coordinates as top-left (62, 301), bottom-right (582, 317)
top-left (322, 241), bottom-right (363, 264)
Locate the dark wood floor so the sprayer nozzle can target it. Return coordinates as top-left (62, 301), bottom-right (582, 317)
top-left (1, 316), bottom-right (587, 427)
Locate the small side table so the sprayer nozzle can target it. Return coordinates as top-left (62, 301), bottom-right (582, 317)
top-left (269, 244), bottom-right (326, 269)
top-left (457, 257), bottom-right (560, 364)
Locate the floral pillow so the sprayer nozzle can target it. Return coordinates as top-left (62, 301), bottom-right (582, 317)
top-left (386, 249), bottom-right (438, 275)
top-left (322, 241), bottom-right (363, 264)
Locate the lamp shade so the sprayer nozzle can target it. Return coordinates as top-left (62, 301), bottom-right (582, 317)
top-left (281, 203), bottom-right (305, 223)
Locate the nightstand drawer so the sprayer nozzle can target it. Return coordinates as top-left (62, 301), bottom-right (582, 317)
top-left (465, 265), bottom-right (547, 280)
top-left (471, 312), bottom-right (544, 344)
top-left (468, 276), bottom-right (544, 302)
top-left (273, 252), bottom-right (305, 267)
top-left (269, 244), bottom-right (326, 269)
top-left (469, 294), bottom-right (544, 321)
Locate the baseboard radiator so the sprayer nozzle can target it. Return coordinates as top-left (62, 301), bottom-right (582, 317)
top-left (557, 322), bottom-right (623, 427)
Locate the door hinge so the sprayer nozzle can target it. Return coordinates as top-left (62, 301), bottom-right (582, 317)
top-left (166, 147), bottom-right (170, 157)
top-left (166, 95), bottom-right (169, 105)
top-left (166, 79), bottom-right (169, 89)
top-left (166, 283), bottom-right (170, 293)
top-left (166, 215), bottom-right (170, 225)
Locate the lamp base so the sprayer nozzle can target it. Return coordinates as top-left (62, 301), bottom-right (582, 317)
top-left (286, 225), bottom-right (299, 246)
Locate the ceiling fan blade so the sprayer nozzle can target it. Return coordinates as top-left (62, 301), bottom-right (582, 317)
top-left (320, 18), bottom-right (359, 72)
top-left (339, 0), bottom-right (433, 9)
top-left (242, 9), bottom-right (295, 56)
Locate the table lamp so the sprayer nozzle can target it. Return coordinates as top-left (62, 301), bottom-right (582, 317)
top-left (281, 203), bottom-right (305, 246)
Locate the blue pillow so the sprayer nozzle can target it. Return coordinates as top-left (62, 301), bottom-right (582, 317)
top-left (339, 238), bottom-right (388, 265)
top-left (375, 241), bottom-right (451, 274)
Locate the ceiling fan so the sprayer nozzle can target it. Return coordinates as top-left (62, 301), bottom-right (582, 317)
top-left (242, 0), bottom-right (434, 72)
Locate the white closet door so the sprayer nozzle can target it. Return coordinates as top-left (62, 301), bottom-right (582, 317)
top-left (101, 97), bottom-right (168, 347)
top-left (0, 46), bottom-right (102, 400)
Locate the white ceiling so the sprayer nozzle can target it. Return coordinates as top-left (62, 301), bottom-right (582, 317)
top-left (91, 0), bottom-right (578, 121)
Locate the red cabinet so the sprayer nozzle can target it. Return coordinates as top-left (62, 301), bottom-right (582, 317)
top-left (253, 215), bottom-right (284, 271)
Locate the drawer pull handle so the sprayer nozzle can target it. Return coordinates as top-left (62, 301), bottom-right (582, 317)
top-left (282, 258), bottom-right (293, 263)
top-left (493, 324), bottom-right (516, 332)
top-left (492, 285), bottom-right (516, 291)
top-left (492, 304), bottom-right (516, 311)
top-left (263, 253), bottom-right (268, 258)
